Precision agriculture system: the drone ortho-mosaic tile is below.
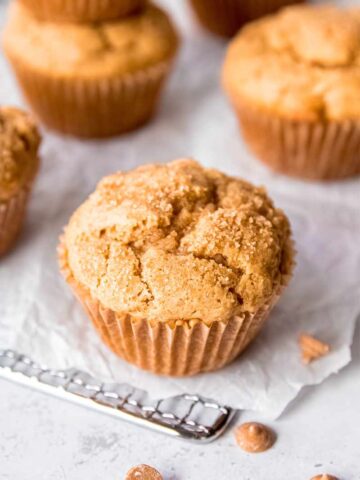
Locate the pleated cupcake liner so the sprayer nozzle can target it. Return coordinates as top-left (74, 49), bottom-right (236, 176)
top-left (5, 54), bottom-right (174, 138)
top-left (0, 186), bottom-right (30, 257)
top-left (19, 0), bottom-right (145, 22)
top-left (189, 0), bottom-right (304, 37)
top-left (58, 237), bottom-right (294, 377)
top-left (233, 100), bottom-right (360, 180)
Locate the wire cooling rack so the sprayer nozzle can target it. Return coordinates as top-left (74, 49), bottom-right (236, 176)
top-left (0, 349), bottom-right (236, 443)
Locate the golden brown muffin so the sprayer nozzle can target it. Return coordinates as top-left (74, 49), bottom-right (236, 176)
top-left (59, 159), bottom-right (294, 376)
top-left (3, 2), bottom-right (179, 138)
top-left (223, 5), bottom-right (360, 180)
top-left (0, 106), bottom-right (41, 256)
top-left (189, 0), bottom-right (304, 38)
top-left (19, 0), bottom-right (145, 23)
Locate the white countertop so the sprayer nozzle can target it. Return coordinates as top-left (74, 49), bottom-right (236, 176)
top-left (1, 0), bottom-right (360, 478)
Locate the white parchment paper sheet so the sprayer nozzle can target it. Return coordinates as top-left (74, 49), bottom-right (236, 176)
top-left (0, 0), bottom-right (359, 418)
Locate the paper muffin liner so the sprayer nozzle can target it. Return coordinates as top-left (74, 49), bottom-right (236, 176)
top-left (232, 100), bottom-right (360, 180)
top-left (19, 0), bottom-right (145, 22)
top-left (58, 237), bottom-right (294, 377)
top-left (189, 0), bottom-right (304, 37)
top-left (0, 186), bottom-right (30, 257)
top-left (5, 54), bottom-right (174, 138)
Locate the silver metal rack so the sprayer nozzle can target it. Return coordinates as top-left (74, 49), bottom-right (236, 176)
top-left (0, 349), bottom-right (236, 443)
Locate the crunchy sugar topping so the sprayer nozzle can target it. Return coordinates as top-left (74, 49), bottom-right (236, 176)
top-left (299, 333), bottom-right (330, 364)
top-left (125, 465), bottom-right (162, 480)
top-left (4, 2), bottom-right (179, 77)
top-left (64, 159), bottom-right (293, 324)
top-left (235, 422), bottom-right (276, 453)
top-left (223, 5), bottom-right (360, 121)
top-left (0, 107), bottom-right (41, 201)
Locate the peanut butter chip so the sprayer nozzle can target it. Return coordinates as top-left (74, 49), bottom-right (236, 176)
top-left (311, 475), bottom-right (339, 480)
top-left (125, 464), bottom-right (162, 480)
top-left (235, 422), bottom-right (275, 453)
top-left (299, 333), bottom-right (330, 364)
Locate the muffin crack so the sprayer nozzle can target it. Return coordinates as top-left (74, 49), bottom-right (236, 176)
top-left (185, 251), bottom-right (244, 307)
top-left (184, 250), bottom-right (243, 278)
top-left (92, 24), bottom-right (115, 53)
top-left (161, 183), bottom-right (223, 249)
top-left (128, 244), bottom-right (154, 304)
top-left (272, 42), bottom-right (358, 70)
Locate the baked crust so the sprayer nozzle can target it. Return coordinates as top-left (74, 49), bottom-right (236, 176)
top-left (223, 5), bottom-right (360, 121)
top-left (64, 159), bottom-right (292, 324)
top-left (3, 2), bottom-right (179, 78)
top-left (0, 106), bottom-right (40, 201)
top-left (18, 0), bottom-right (145, 23)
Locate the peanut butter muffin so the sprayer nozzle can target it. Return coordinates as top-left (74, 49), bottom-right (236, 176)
top-left (58, 159), bottom-right (294, 376)
top-left (19, 0), bottom-right (145, 23)
top-left (3, 2), bottom-right (179, 138)
top-left (0, 107), bottom-right (41, 256)
top-left (223, 5), bottom-right (360, 180)
top-left (189, 0), bottom-right (304, 38)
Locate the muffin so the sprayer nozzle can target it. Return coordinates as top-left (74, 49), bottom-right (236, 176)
top-left (19, 0), bottom-right (145, 23)
top-left (3, 2), bottom-right (179, 138)
top-left (58, 159), bottom-right (294, 376)
top-left (189, 0), bottom-right (304, 38)
top-left (0, 107), bottom-right (41, 256)
top-left (223, 5), bottom-right (360, 180)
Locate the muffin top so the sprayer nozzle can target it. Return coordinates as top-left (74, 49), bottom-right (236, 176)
top-left (223, 5), bottom-right (360, 121)
top-left (18, 0), bottom-right (146, 23)
top-left (3, 2), bottom-right (179, 78)
top-left (0, 107), bottom-right (41, 201)
top-left (64, 159), bottom-right (292, 325)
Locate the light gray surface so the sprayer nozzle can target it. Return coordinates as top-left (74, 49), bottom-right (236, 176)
top-left (1, 324), bottom-right (359, 480)
top-left (1, 0), bottom-right (360, 478)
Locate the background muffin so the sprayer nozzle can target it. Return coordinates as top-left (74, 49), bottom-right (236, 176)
top-left (19, 0), bottom-right (145, 23)
top-left (3, 2), bottom-right (179, 138)
top-left (59, 159), bottom-right (294, 376)
top-left (223, 5), bottom-right (360, 180)
top-left (0, 107), bottom-right (41, 256)
top-left (189, 0), bottom-right (304, 38)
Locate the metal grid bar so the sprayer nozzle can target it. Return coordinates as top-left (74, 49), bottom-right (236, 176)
top-left (0, 349), bottom-right (236, 443)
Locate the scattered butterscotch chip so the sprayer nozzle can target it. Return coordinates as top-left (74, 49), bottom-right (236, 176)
top-left (311, 475), bottom-right (339, 480)
top-left (235, 422), bottom-right (275, 453)
top-left (299, 333), bottom-right (330, 364)
top-left (125, 464), bottom-right (162, 480)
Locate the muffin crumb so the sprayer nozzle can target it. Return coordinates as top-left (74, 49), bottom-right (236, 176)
top-left (299, 333), bottom-right (330, 364)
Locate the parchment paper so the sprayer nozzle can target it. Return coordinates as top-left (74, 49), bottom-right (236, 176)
top-left (1, 0), bottom-right (359, 418)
